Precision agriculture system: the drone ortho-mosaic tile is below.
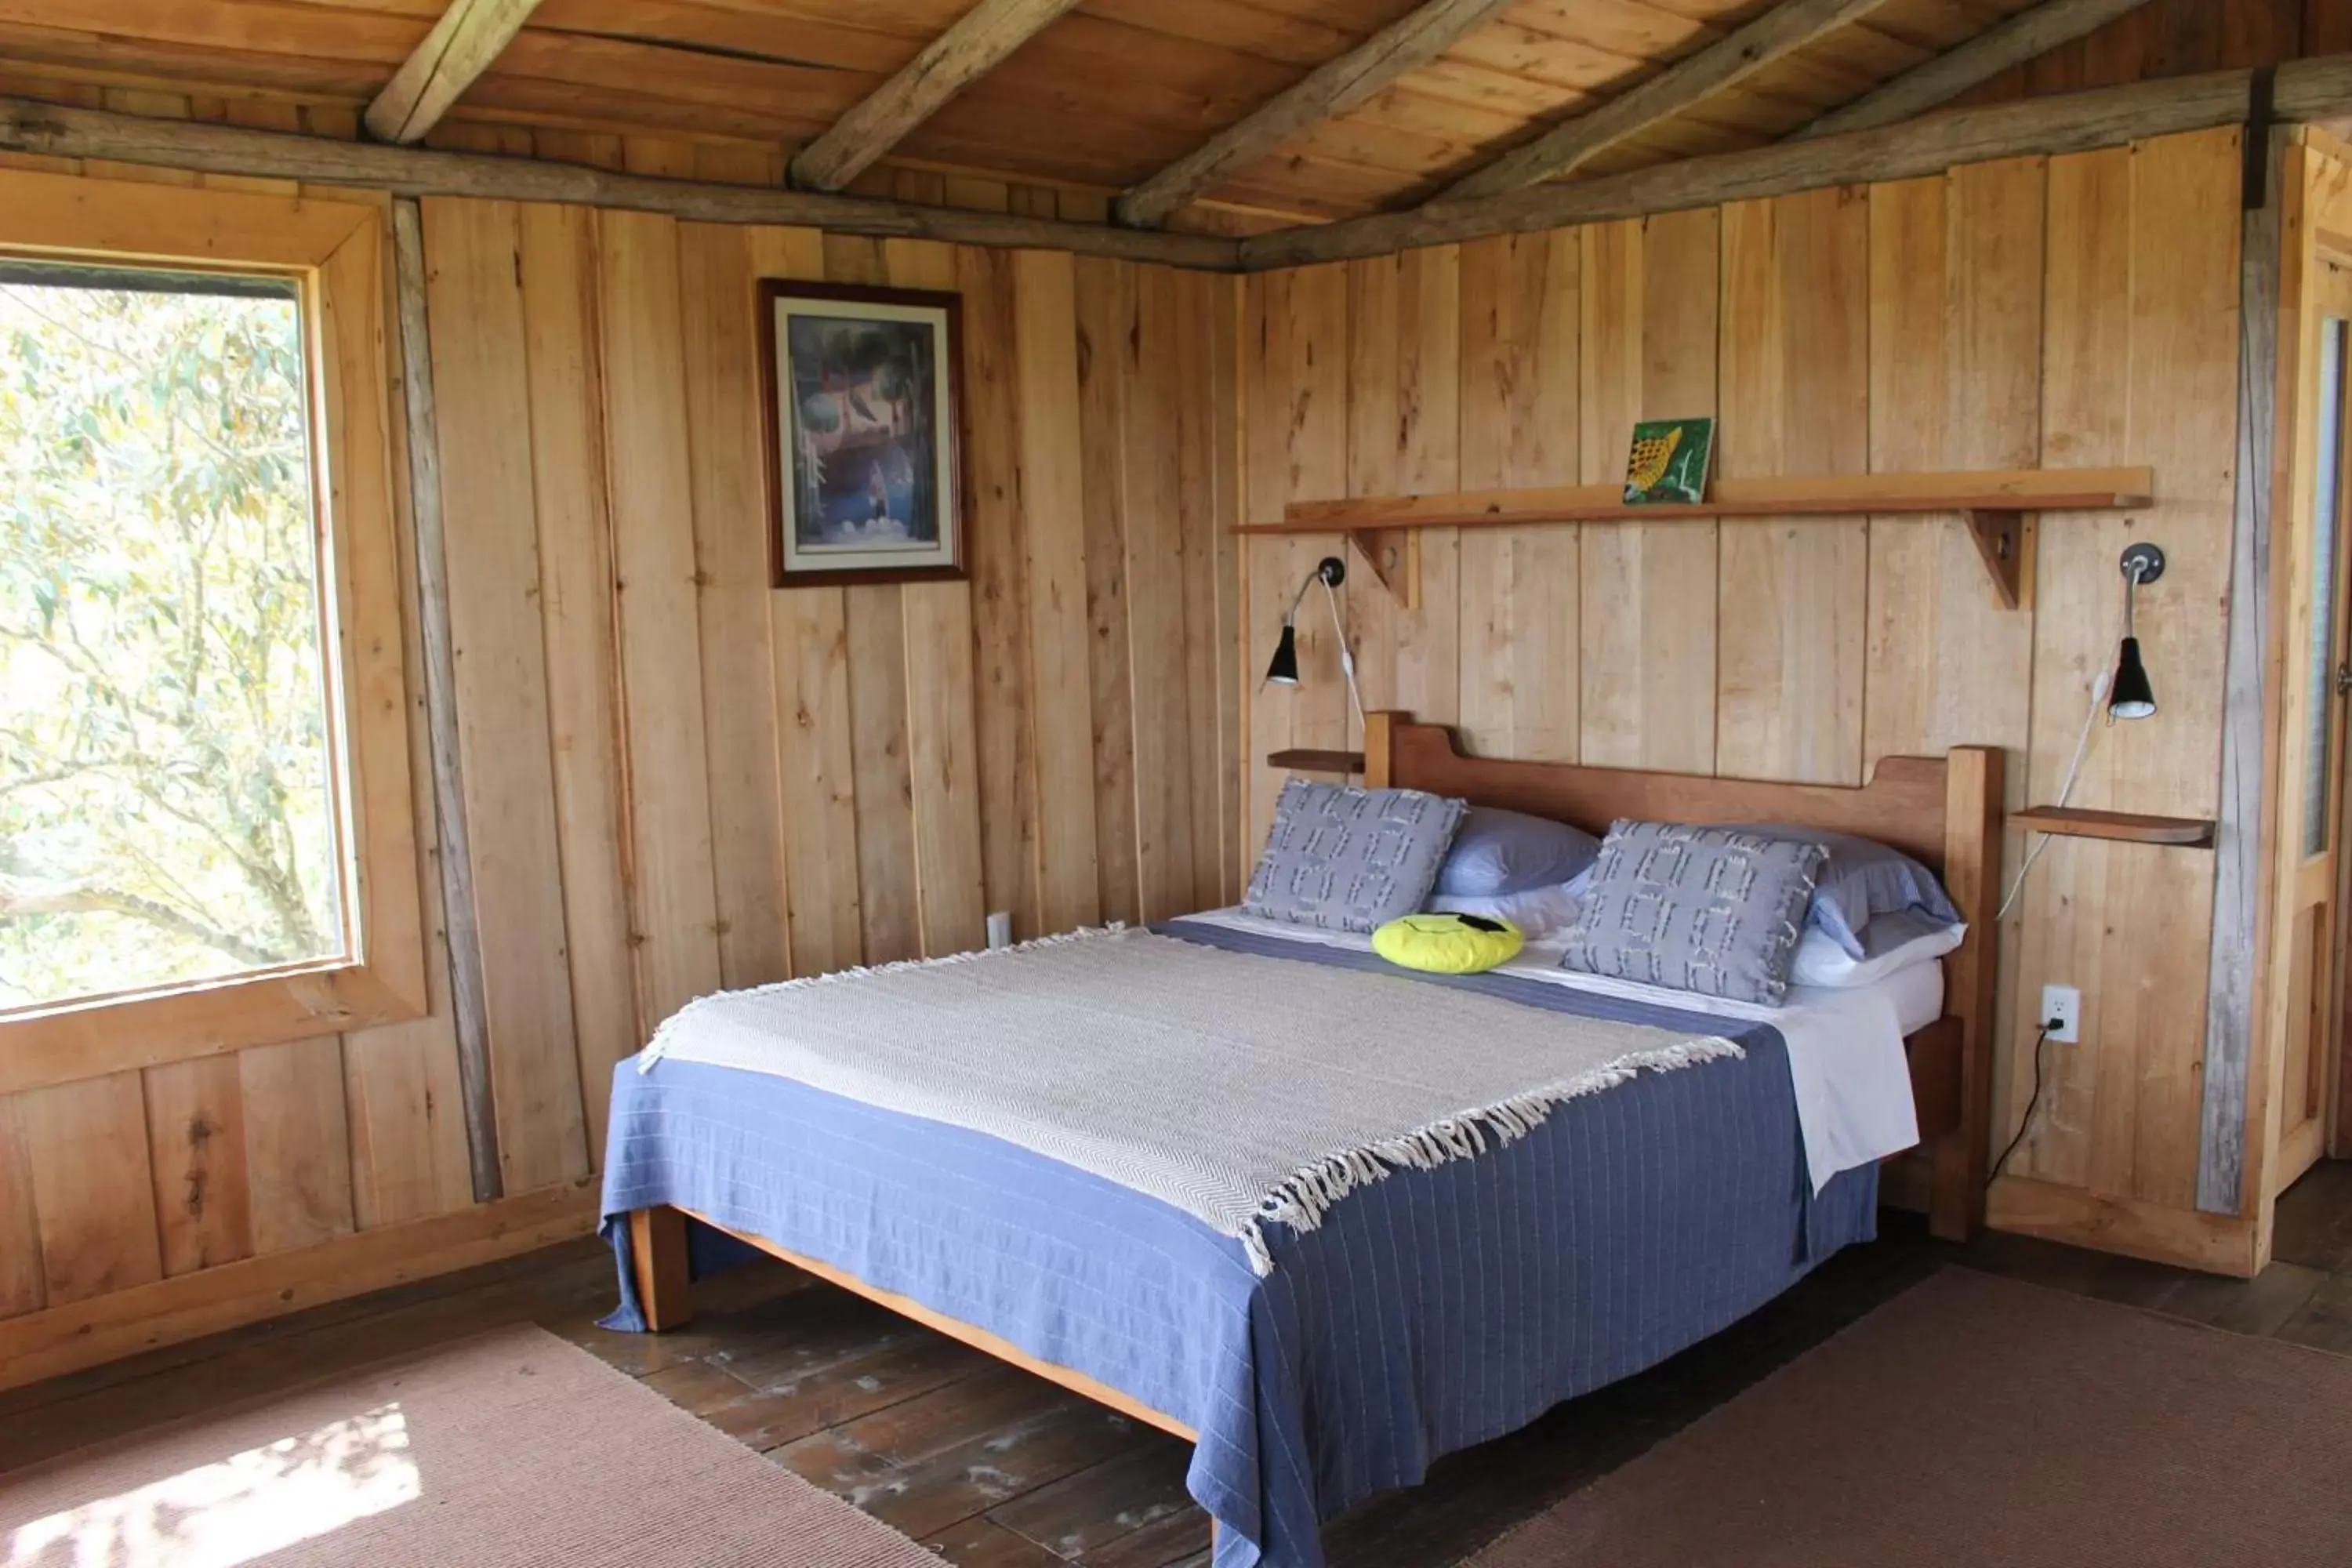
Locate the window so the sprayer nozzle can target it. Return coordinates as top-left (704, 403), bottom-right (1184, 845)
top-left (1, 169), bottom-right (422, 1090)
top-left (2, 262), bottom-right (347, 1009)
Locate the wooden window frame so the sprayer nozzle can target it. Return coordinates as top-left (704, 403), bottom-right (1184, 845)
top-left (0, 169), bottom-right (425, 1094)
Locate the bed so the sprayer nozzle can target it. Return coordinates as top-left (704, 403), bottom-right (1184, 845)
top-left (602, 712), bottom-right (2002, 1568)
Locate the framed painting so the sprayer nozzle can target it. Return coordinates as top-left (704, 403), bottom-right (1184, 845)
top-left (758, 279), bottom-right (966, 587)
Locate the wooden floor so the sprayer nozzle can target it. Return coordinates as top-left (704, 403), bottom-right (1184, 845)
top-left (10, 1167), bottom-right (2352, 1567)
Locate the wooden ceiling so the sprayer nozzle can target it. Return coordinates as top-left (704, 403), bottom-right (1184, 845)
top-left (0, 0), bottom-right (2295, 229)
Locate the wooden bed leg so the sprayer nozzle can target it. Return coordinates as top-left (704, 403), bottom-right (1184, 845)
top-left (628, 1205), bottom-right (694, 1331)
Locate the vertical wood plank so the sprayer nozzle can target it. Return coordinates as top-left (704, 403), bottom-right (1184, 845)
top-left (1716, 187), bottom-right (1870, 786)
top-left (1012, 249), bottom-right (1102, 934)
top-left (1076, 256), bottom-right (1145, 925)
top-left (824, 233), bottom-right (925, 967)
top-left (1459, 230), bottom-right (1578, 762)
top-left (957, 244), bottom-right (1041, 938)
top-left (886, 238), bottom-right (989, 957)
top-left (1126, 264), bottom-right (1201, 920)
top-left (1864, 161), bottom-right (2045, 769)
top-left (1194, 270), bottom-right (1246, 906)
top-left (346, 223), bottom-right (478, 1225)
top-left (600, 209), bottom-right (725, 1022)
top-left (141, 1057), bottom-right (252, 1277)
top-left (1245, 264), bottom-right (1352, 854)
top-left (750, 227), bottom-right (866, 976)
top-left (517, 201), bottom-right (638, 1156)
top-left (2017, 130), bottom-right (2240, 1207)
top-left (421, 196), bottom-right (588, 1195)
top-left (23, 1073), bottom-right (162, 1305)
top-left (240, 1037), bottom-right (356, 1254)
top-left (0, 1098), bottom-right (43, 1316)
top-left (1577, 209), bottom-right (1721, 772)
top-left (679, 220), bottom-right (792, 989)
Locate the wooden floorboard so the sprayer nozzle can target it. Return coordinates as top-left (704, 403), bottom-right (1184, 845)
top-left (6, 1171), bottom-right (2352, 1566)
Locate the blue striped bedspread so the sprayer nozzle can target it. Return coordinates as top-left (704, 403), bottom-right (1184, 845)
top-left (598, 918), bottom-right (1881, 1568)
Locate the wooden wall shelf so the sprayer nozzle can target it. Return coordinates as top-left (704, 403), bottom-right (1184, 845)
top-left (2009, 806), bottom-right (2215, 847)
top-left (1234, 466), bottom-right (2154, 612)
top-left (1267, 748), bottom-right (1366, 775)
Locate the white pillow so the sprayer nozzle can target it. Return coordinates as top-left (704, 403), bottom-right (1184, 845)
top-left (1790, 907), bottom-right (1965, 989)
top-left (1428, 874), bottom-right (1588, 941)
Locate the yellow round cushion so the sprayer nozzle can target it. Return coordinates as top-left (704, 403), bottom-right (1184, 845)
top-left (1372, 913), bottom-right (1525, 975)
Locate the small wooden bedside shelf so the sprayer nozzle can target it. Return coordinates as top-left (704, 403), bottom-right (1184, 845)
top-left (1267, 749), bottom-right (1366, 775)
top-left (2009, 806), bottom-right (2215, 847)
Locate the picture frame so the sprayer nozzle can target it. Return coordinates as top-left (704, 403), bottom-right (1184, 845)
top-left (758, 279), bottom-right (967, 588)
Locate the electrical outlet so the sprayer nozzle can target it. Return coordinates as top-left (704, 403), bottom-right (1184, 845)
top-left (2040, 984), bottom-right (2082, 1044)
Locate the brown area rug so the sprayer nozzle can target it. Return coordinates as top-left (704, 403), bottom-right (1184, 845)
top-left (1466, 1268), bottom-right (2352, 1567)
top-left (0, 1325), bottom-right (938, 1568)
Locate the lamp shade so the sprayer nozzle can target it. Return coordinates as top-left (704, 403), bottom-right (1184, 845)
top-left (2110, 635), bottom-right (2156, 720)
top-left (1264, 622), bottom-right (1300, 686)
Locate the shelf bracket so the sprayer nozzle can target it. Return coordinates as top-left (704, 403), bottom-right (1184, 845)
top-left (1347, 528), bottom-right (1420, 612)
top-left (1963, 509), bottom-right (2031, 611)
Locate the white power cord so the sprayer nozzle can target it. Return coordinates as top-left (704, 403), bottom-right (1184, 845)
top-left (1321, 575), bottom-right (1366, 729)
top-left (1994, 583), bottom-right (2132, 922)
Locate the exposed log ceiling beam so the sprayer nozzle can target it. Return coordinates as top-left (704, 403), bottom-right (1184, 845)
top-left (1112, 0), bottom-right (1526, 230)
top-left (1798, 0), bottom-right (2158, 137)
top-left (1239, 53), bottom-right (2352, 268)
top-left (0, 94), bottom-right (1241, 269)
top-left (365, 0), bottom-right (543, 145)
top-left (789, 0), bottom-right (1083, 193)
top-left (1430, 0), bottom-right (1890, 205)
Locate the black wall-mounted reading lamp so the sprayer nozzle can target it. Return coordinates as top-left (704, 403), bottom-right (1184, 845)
top-left (1263, 554), bottom-right (1364, 723)
top-left (2111, 542), bottom-right (2163, 722)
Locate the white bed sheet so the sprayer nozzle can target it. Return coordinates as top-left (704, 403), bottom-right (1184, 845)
top-left (1179, 909), bottom-right (1928, 1194)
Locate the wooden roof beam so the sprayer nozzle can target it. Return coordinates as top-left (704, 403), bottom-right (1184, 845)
top-left (1112, 0), bottom-right (1525, 230)
top-left (1798, 0), bottom-right (2158, 138)
top-left (789, 0), bottom-right (1083, 193)
top-left (1430, 0), bottom-right (1889, 206)
top-left (0, 93), bottom-right (1242, 269)
top-left (365, 0), bottom-right (543, 145)
top-left (1238, 52), bottom-right (2352, 269)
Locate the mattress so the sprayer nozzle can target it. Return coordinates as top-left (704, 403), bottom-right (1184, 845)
top-left (601, 921), bottom-right (1891, 1568)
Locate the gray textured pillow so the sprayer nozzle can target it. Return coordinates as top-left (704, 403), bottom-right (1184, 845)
top-left (1560, 821), bottom-right (1827, 1004)
top-left (1245, 779), bottom-right (1466, 933)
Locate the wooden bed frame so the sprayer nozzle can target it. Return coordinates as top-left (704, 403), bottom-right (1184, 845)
top-left (626, 710), bottom-right (2004, 1494)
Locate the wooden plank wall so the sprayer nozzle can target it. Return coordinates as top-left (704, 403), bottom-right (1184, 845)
top-left (0, 85), bottom-right (1242, 1382)
top-left (1241, 126), bottom-right (2244, 1267)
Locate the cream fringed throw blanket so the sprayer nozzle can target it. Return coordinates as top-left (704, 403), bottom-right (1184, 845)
top-left (640, 927), bottom-right (1740, 1275)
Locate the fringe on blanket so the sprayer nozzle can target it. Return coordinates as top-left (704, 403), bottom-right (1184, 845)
top-left (633, 920), bottom-right (1743, 1279)
top-left (1234, 1034), bottom-right (1744, 1275)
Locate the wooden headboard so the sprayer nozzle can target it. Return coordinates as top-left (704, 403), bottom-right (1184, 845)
top-left (1363, 711), bottom-right (2005, 1242)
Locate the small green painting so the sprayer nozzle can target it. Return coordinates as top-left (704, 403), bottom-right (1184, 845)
top-left (1622, 417), bottom-right (1715, 505)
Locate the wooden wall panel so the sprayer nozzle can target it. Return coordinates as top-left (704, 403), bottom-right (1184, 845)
top-left (23, 1074), bottom-right (162, 1306)
top-left (2, 129), bottom-right (1241, 1372)
top-left (516, 201), bottom-right (638, 1152)
top-left (680, 220), bottom-right (793, 990)
top-left (1576, 209), bottom-right (1720, 774)
top-left (421, 196), bottom-right (590, 1196)
top-left (1076, 256), bottom-right (1145, 927)
top-left (960, 244), bottom-right (1042, 939)
top-left (1014, 250), bottom-right (1105, 935)
top-left (0, 1101), bottom-right (43, 1317)
top-left (1240, 126), bottom-right (2248, 1269)
top-left (887, 238), bottom-right (989, 959)
top-left (1458, 230), bottom-right (1579, 764)
top-left (1716, 187), bottom-right (1871, 788)
top-left (600, 210), bottom-right (728, 1022)
top-left (142, 1056), bottom-right (252, 1278)
top-left (239, 1038), bottom-right (356, 1255)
